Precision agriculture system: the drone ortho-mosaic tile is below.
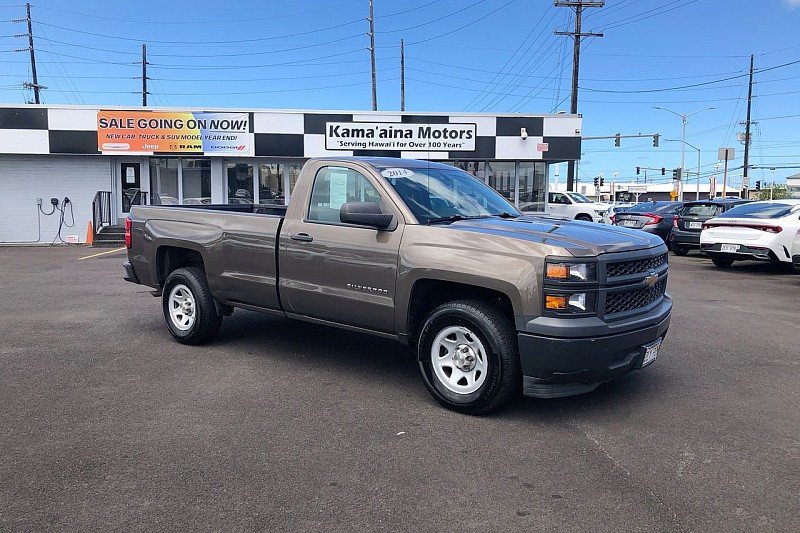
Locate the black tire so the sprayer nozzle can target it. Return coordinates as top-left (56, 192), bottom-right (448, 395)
top-left (711, 256), bottom-right (734, 268)
top-left (162, 266), bottom-right (222, 345)
top-left (575, 214), bottom-right (593, 222)
top-left (417, 300), bottom-right (521, 415)
top-left (672, 244), bottom-right (690, 256)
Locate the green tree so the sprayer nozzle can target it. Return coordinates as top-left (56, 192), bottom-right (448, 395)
top-left (756, 186), bottom-right (792, 200)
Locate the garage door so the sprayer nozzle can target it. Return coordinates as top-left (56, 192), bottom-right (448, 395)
top-left (0, 155), bottom-right (112, 244)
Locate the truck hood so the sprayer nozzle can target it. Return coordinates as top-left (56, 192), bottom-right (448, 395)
top-left (442, 215), bottom-right (664, 257)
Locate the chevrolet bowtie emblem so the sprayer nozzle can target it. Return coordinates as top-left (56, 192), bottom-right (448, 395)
top-left (643, 273), bottom-right (659, 287)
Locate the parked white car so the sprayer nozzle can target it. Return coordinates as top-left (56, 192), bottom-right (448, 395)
top-left (700, 199), bottom-right (800, 268)
top-left (600, 203), bottom-right (638, 224)
top-left (546, 192), bottom-right (609, 222)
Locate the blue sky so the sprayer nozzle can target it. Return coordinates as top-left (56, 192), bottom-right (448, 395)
top-left (0, 0), bottom-right (798, 185)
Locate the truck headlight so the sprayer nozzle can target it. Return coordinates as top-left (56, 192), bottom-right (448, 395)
top-left (544, 292), bottom-right (596, 313)
top-left (545, 262), bottom-right (596, 282)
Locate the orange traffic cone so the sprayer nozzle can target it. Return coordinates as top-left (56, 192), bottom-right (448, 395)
top-left (85, 221), bottom-right (94, 245)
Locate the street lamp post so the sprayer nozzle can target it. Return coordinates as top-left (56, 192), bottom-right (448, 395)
top-left (654, 106), bottom-right (715, 201)
top-left (664, 139), bottom-right (702, 200)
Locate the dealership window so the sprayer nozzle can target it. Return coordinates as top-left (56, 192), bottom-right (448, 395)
top-left (517, 162), bottom-right (547, 213)
top-left (486, 161), bottom-right (515, 203)
top-left (454, 161), bottom-right (486, 181)
top-left (226, 163), bottom-right (254, 204)
top-left (149, 158), bottom-right (179, 205)
top-left (258, 163), bottom-right (284, 205)
top-left (181, 159), bottom-right (211, 205)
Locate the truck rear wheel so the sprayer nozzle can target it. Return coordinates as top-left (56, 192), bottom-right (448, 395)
top-left (417, 300), bottom-right (521, 415)
top-left (575, 214), bottom-right (593, 222)
top-left (162, 267), bottom-right (222, 345)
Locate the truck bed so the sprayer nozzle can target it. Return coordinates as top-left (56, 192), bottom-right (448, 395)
top-left (149, 203), bottom-right (288, 217)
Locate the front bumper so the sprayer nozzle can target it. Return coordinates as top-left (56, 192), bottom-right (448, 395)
top-left (518, 297), bottom-right (672, 398)
top-left (122, 260), bottom-right (141, 284)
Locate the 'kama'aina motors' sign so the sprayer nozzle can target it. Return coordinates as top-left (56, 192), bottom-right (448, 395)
top-left (325, 122), bottom-right (476, 151)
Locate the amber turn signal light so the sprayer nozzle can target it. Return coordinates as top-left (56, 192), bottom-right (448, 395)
top-left (545, 295), bottom-right (567, 310)
top-left (546, 263), bottom-right (569, 280)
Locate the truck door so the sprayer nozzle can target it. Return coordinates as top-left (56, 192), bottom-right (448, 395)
top-left (279, 164), bottom-right (403, 334)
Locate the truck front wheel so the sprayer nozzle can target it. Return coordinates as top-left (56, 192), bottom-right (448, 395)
top-left (162, 267), bottom-right (223, 345)
top-left (417, 300), bottom-right (521, 415)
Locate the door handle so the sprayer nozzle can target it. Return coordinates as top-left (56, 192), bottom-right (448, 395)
top-left (290, 233), bottom-right (313, 242)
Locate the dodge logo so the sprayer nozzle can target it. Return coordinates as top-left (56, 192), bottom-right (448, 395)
top-left (643, 272), bottom-right (659, 287)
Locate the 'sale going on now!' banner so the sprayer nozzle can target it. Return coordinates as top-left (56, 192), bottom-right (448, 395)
top-left (96, 111), bottom-right (252, 155)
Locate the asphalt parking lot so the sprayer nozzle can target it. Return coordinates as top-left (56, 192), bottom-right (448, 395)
top-left (0, 246), bottom-right (797, 532)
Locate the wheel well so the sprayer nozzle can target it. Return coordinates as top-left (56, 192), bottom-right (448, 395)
top-left (407, 279), bottom-right (515, 343)
top-left (575, 213), bottom-right (593, 221)
top-left (157, 246), bottom-right (205, 286)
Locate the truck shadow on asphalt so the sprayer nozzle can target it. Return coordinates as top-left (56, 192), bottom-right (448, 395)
top-left (213, 310), bottom-right (664, 420)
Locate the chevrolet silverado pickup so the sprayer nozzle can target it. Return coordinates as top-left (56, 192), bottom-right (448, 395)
top-left (124, 157), bottom-right (672, 414)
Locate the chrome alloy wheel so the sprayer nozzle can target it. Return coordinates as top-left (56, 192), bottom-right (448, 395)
top-left (430, 325), bottom-right (488, 395)
top-left (168, 284), bottom-right (196, 331)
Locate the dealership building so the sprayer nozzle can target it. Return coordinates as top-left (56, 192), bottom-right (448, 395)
top-left (0, 104), bottom-right (581, 244)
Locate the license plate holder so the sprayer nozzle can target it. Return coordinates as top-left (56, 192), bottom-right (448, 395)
top-left (688, 221), bottom-right (702, 229)
top-left (642, 339), bottom-right (662, 367)
top-left (621, 220), bottom-right (638, 227)
top-left (721, 243), bottom-right (740, 253)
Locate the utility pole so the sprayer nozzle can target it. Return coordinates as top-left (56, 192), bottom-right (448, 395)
top-left (742, 54), bottom-right (755, 195)
top-left (368, 0), bottom-right (377, 110)
top-left (554, 1), bottom-right (604, 191)
top-left (24, 2), bottom-right (41, 104)
top-left (400, 39), bottom-right (405, 112)
top-left (141, 43), bottom-right (148, 107)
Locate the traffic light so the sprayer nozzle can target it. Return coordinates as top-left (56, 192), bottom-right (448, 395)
top-left (755, 180), bottom-right (761, 191)
top-left (661, 167), bottom-right (666, 176)
top-left (653, 134), bottom-right (660, 147)
top-left (672, 168), bottom-right (683, 181)
top-left (599, 177), bottom-right (605, 186)
top-left (636, 166), bottom-right (640, 175)
top-left (614, 133), bottom-right (621, 147)
top-left (594, 177), bottom-right (599, 187)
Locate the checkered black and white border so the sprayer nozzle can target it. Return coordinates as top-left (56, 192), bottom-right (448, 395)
top-left (0, 106), bottom-right (582, 161)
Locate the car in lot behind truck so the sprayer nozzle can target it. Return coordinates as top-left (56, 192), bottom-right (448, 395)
top-left (670, 198), bottom-right (751, 256)
top-left (700, 199), bottom-right (800, 268)
top-left (613, 201), bottom-right (683, 244)
top-left (545, 191), bottom-right (609, 222)
top-left (124, 157), bottom-right (672, 414)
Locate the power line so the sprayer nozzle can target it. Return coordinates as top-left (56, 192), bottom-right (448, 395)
top-left (405, 0), bottom-right (518, 46)
top-left (32, 18), bottom-right (365, 44)
top-left (29, 1), bottom-right (362, 24)
top-left (378, 0), bottom-right (488, 34)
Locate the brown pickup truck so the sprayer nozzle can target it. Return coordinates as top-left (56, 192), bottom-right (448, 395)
top-left (124, 157), bottom-right (672, 414)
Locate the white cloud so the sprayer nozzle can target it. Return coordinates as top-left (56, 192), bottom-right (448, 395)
top-left (784, 0), bottom-right (800, 7)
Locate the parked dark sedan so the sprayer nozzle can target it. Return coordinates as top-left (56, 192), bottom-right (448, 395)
top-left (670, 198), bottom-right (752, 255)
top-left (613, 201), bottom-right (683, 244)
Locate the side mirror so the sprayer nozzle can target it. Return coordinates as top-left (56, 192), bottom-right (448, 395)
top-left (340, 202), bottom-right (393, 229)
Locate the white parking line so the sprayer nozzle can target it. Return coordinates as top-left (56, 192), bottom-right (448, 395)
top-left (78, 247), bottom-right (126, 260)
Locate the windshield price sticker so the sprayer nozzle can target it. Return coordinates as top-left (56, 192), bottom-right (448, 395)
top-left (381, 168), bottom-right (416, 179)
top-left (326, 122), bottom-right (477, 151)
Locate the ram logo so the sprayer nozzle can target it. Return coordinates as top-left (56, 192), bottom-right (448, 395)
top-left (643, 272), bottom-right (659, 288)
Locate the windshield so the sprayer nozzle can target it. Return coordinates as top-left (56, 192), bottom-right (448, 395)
top-left (380, 166), bottom-right (519, 224)
top-left (682, 203), bottom-right (722, 217)
top-left (719, 202), bottom-right (798, 219)
top-left (567, 192), bottom-right (593, 203)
